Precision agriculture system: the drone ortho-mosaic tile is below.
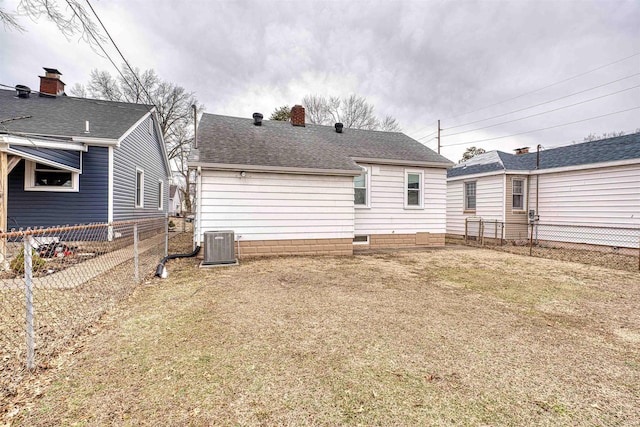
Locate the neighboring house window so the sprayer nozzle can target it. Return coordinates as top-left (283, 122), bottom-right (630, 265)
top-left (354, 166), bottom-right (370, 207)
top-left (158, 180), bottom-right (164, 210)
top-left (512, 178), bottom-right (524, 211)
top-left (135, 168), bottom-right (144, 208)
top-left (464, 181), bottom-right (476, 211)
top-left (405, 170), bottom-right (423, 208)
top-left (24, 161), bottom-right (79, 192)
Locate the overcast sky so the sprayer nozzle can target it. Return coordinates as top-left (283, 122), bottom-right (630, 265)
top-left (1, 0), bottom-right (638, 162)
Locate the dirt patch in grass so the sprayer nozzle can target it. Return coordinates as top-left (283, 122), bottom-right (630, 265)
top-left (4, 246), bottom-right (640, 426)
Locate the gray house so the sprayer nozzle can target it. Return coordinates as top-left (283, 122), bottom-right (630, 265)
top-left (0, 68), bottom-right (171, 230)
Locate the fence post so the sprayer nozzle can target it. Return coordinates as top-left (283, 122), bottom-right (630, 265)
top-left (23, 233), bottom-right (35, 370)
top-left (464, 218), bottom-right (468, 244)
top-left (480, 220), bottom-right (485, 246)
top-left (529, 223), bottom-right (534, 257)
top-left (134, 223), bottom-right (139, 284)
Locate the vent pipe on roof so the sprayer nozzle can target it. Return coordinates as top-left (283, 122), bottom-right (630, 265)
top-left (15, 85), bottom-right (31, 98)
top-left (253, 112), bottom-right (263, 126)
top-left (335, 123), bottom-right (344, 133)
top-left (84, 121), bottom-right (90, 133)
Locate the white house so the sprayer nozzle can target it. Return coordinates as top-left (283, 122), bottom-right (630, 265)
top-left (447, 134), bottom-right (640, 248)
top-left (189, 105), bottom-right (453, 257)
top-left (168, 184), bottom-right (182, 216)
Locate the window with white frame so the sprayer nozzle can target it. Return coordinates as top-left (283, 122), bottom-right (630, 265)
top-left (135, 168), bottom-right (144, 208)
top-left (512, 178), bottom-right (524, 211)
top-left (354, 166), bottom-right (370, 207)
top-left (158, 180), bottom-right (164, 210)
top-left (24, 161), bottom-right (79, 192)
top-left (464, 181), bottom-right (476, 211)
top-left (405, 170), bottom-right (423, 208)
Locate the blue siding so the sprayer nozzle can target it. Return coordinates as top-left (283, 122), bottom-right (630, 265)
top-left (9, 146), bottom-right (82, 170)
top-left (112, 115), bottom-right (169, 221)
top-left (7, 146), bottom-right (108, 229)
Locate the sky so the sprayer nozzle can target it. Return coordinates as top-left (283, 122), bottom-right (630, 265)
top-left (1, 0), bottom-right (639, 163)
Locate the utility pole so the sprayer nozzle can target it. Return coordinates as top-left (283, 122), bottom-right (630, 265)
top-left (437, 119), bottom-right (441, 154)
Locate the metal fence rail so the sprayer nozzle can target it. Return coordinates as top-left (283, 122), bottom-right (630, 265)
top-left (460, 218), bottom-right (640, 272)
top-left (0, 217), bottom-right (167, 396)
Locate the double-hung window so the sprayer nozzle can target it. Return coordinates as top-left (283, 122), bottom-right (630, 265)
top-left (512, 178), bottom-right (524, 211)
top-left (24, 161), bottom-right (79, 192)
top-left (405, 170), bottom-right (423, 208)
top-left (464, 181), bottom-right (476, 211)
top-left (354, 166), bottom-right (370, 207)
top-left (135, 168), bottom-right (144, 208)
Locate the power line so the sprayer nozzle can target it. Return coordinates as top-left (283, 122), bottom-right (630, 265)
top-left (440, 51), bottom-right (640, 124)
top-left (440, 106), bottom-right (640, 148)
top-left (85, 0), bottom-right (158, 110)
top-left (443, 72), bottom-right (640, 131)
top-left (64, 0), bottom-right (141, 102)
top-left (443, 84), bottom-right (640, 137)
top-left (416, 129), bottom-right (438, 142)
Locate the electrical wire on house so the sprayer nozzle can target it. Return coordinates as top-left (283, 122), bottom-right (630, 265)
top-left (439, 106), bottom-right (640, 148)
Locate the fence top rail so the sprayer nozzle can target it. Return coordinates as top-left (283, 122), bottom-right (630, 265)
top-left (465, 218), bottom-right (503, 224)
top-left (0, 217), bottom-right (166, 238)
top-left (534, 223), bottom-right (640, 232)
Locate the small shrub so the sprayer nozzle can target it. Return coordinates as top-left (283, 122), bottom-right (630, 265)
top-left (10, 248), bottom-right (47, 274)
top-left (168, 220), bottom-right (176, 229)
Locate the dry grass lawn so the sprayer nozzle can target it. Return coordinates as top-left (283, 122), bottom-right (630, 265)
top-left (4, 237), bottom-right (640, 426)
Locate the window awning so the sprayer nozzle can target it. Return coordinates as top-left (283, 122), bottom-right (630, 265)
top-left (7, 145), bottom-right (82, 173)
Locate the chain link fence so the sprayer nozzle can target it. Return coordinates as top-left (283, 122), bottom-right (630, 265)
top-left (459, 218), bottom-right (640, 272)
top-left (0, 217), bottom-right (168, 396)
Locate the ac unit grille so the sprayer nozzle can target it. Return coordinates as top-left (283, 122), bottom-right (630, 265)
top-left (203, 231), bottom-right (235, 265)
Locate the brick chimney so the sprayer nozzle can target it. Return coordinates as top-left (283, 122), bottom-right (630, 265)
top-left (39, 67), bottom-right (66, 97)
top-left (290, 104), bottom-right (305, 127)
top-left (514, 147), bottom-right (529, 155)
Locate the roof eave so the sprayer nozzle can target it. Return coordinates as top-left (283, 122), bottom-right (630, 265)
top-left (188, 161), bottom-right (362, 177)
top-left (350, 157), bottom-right (454, 169)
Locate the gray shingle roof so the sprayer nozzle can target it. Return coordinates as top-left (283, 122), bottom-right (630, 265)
top-left (448, 133), bottom-right (640, 178)
top-left (191, 113), bottom-right (453, 173)
top-left (0, 88), bottom-right (151, 140)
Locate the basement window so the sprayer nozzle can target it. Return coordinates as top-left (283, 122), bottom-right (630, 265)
top-left (24, 161), bottom-right (79, 192)
top-left (353, 235), bottom-right (370, 245)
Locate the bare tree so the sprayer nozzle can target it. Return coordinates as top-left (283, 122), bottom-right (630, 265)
top-left (1, 1), bottom-right (106, 50)
top-left (72, 67), bottom-right (203, 210)
top-left (302, 94), bottom-right (401, 132)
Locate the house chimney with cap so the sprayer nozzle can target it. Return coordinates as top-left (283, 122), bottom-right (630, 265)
top-left (514, 147), bottom-right (529, 155)
top-left (39, 67), bottom-right (66, 97)
top-left (290, 104), bottom-right (305, 127)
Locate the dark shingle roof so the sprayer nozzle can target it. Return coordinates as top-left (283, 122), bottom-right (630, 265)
top-left (0, 88), bottom-right (151, 140)
top-left (447, 133), bottom-right (640, 178)
top-left (191, 113), bottom-right (453, 173)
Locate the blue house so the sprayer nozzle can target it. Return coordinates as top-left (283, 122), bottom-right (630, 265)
top-left (0, 68), bottom-right (170, 230)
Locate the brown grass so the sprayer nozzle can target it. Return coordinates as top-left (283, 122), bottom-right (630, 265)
top-left (4, 239), bottom-right (640, 426)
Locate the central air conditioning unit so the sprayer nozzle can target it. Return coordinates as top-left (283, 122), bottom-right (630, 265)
top-left (203, 230), bottom-right (236, 265)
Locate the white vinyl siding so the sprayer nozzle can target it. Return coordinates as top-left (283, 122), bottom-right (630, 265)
top-left (447, 174), bottom-right (504, 236)
top-left (197, 170), bottom-right (354, 242)
top-left (532, 164), bottom-right (640, 228)
top-left (355, 165), bottom-right (446, 235)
